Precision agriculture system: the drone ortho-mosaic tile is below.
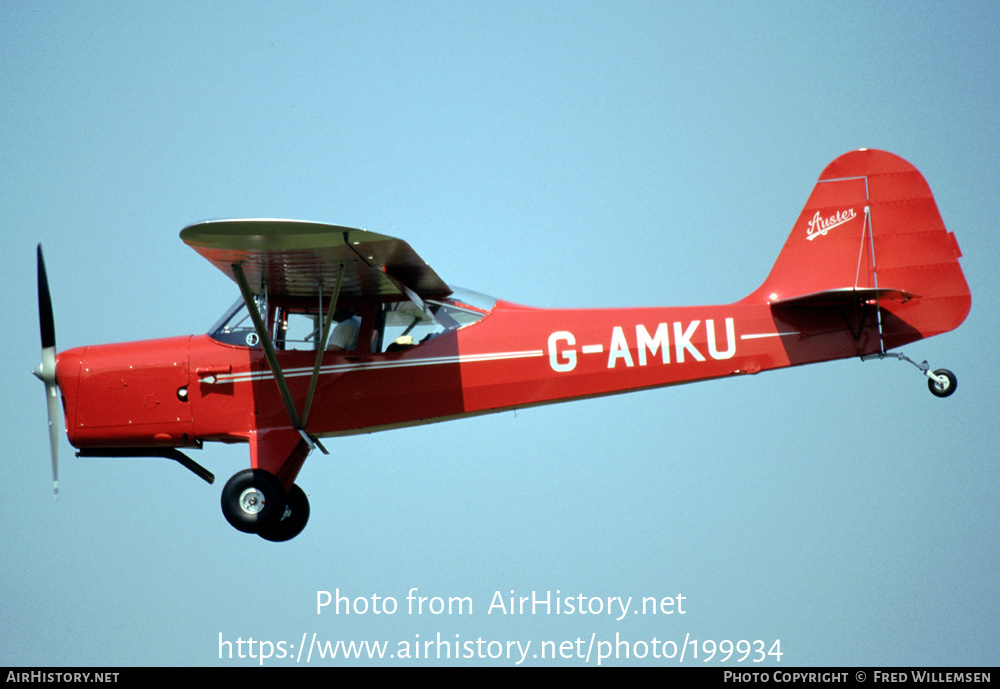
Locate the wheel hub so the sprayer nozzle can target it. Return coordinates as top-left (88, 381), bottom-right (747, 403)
top-left (238, 487), bottom-right (267, 515)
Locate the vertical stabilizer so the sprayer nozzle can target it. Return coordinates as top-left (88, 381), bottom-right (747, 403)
top-left (744, 149), bottom-right (970, 347)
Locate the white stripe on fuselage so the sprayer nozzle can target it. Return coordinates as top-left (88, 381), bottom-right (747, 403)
top-left (201, 349), bottom-right (546, 385)
top-left (739, 331), bottom-right (800, 340)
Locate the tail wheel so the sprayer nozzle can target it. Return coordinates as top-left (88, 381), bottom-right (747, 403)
top-left (258, 484), bottom-right (310, 542)
top-left (221, 469), bottom-right (287, 533)
top-left (928, 369), bottom-right (957, 398)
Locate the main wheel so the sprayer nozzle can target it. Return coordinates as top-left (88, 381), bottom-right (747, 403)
top-left (221, 469), bottom-right (287, 534)
top-left (258, 484), bottom-right (310, 542)
top-left (928, 369), bottom-right (957, 398)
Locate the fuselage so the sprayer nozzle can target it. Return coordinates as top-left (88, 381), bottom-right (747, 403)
top-left (55, 295), bottom-right (900, 451)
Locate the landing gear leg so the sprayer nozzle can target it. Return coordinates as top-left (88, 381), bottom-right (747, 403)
top-left (861, 352), bottom-right (958, 398)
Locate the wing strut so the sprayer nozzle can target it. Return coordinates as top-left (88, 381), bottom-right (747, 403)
top-left (231, 262), bottom-right (343, 454)
top-left (301, 262), bottom-right (345, 436)
top-left (231, 263), bottom-right (307, 437)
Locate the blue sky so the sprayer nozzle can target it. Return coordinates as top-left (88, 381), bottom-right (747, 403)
top-left (2, 1), bottom-right (997, 667)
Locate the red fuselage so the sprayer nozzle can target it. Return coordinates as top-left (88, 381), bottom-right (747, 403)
top-left (55, 293), bottom-right (941, 454)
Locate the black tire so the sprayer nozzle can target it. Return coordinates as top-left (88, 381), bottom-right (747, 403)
top-left (928, 369), bottom-right (957, 398)
top-left (221, 469), bottom-right (287, 534)
top-left (258, 484), bottom-right (310, 542)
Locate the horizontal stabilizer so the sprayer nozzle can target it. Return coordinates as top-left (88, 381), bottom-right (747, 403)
top-left (771, 287), bottom-right (917, 308)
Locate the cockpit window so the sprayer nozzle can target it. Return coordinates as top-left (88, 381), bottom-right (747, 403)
top-left (444, 287), bottom-right (498, 314)
top-left (208, 287), bottom-right (496, 351)
top-left (378, 290), bottom-right (493, 352)
top-left (275, 308), bottom-right (360, 351)
top-left (208, 299), bottom-right (359, 351)
top-left (378, 302), bottom-right (458, 351)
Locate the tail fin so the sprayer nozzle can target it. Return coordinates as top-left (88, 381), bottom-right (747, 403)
top-left (745, 149), bottom-right (970, 350)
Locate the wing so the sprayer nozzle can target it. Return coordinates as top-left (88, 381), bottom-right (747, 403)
top-left (180, 219), bottom-right (451, 301)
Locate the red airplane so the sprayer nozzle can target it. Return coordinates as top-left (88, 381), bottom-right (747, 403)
top-left (34, 149), bottom-right (971, 541)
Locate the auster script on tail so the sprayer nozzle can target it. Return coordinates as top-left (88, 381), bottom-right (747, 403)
top-left (806, 208), bottom-right (857, 241)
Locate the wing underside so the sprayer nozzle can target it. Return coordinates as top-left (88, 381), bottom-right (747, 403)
top-left (180, 219), bottom-right (451, 301)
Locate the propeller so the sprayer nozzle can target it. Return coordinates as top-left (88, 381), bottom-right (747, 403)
top-left (33, 244), bottom-right (60, 496)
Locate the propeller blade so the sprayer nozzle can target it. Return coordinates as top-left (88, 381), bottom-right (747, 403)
top-left (45, 363), bottom-right (59, 496)
top-left (35, 245), bottom-right (59, 496)
top-left (37, 245), bottom-right (56, 352)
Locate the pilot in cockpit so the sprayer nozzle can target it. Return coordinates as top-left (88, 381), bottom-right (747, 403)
top-left (327, 310), bottom-right (361, 351)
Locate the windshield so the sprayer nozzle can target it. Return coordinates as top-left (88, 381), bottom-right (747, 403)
top-left (208, 298), bottom-right (261, 347)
